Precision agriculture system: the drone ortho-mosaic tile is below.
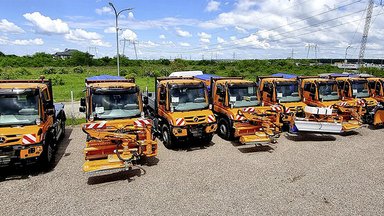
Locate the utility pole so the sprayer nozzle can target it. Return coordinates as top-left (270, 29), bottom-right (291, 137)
top-left (109, 2), bottom-right (133, 76)
top-left (131, 40), bottom-right (138, 60)
top-left (358, 0), bottom-right (374, 70)
top-left (291, 48), bottom-right (294, 59)
top-left (344, 45), bottom-right (351, 73)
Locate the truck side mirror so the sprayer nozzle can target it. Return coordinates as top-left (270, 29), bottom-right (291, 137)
top-left (143, 96), bottom-right (148, 105)
top-left (79, 107), bottom-right (86, 113)
top-left (80, 98), bottom-right (86, 107)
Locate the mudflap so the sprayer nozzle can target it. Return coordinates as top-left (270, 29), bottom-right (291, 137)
top-left (294, 118), bottom-right (342, 134)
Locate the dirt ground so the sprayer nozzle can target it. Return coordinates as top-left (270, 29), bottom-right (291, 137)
top-left (1, 126), bottom-right (383, 215)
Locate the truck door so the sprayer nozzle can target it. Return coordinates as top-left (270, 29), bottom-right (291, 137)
top-left (216, 84), bottom-right (226, 107)
top-left (158, 85), bottom-right (167, 111)
top-left (262, 82), bottom-right (273, 103)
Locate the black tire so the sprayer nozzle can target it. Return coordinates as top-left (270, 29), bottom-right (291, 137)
top-left (59, 117), bottom-right (66, 140)
top-left (217, 118), bottom-right (233, 140)
top-left (40, 134), bottom-right (55, 167)
top-left (162, 124), bottom-right (176, 149)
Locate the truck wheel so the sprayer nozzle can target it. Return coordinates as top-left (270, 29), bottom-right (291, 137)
top-left (218, 118), bottom-right (232, 140)
top-left (162, 125), bottom-right (176, 149)
top-left (40, 135), bottom-right (55, 167)
top-left (59, 118), bottom-right (66, 140)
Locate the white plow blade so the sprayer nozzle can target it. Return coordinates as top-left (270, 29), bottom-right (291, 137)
top-left (294, 118), bottom-right (342, 133)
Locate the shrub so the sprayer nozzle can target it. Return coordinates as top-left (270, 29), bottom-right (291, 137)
top-left (73, 66), bottom-right (84, 74)
top-left (42, 67), bottom-right (57, 75)
top-left (58, 68), bottom-right (69, 74)
top-left (50, 75), bottom-right (65, 86)
top-left (15, 68), bottom-right (31, 76)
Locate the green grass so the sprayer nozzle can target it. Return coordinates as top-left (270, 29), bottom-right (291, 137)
top-left (0, 66), bottom-right (156, 102)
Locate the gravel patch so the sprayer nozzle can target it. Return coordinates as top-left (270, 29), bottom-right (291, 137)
top-left (1, 126), bottom-right (383, 215)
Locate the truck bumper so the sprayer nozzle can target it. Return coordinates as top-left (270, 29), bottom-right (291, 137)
top-left (172, 123), bottom-right (217, 138)
top-left (0, 144), bottom-right (43, 166)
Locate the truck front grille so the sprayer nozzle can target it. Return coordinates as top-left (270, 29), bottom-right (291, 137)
top-left (184, 115), bottom-right (206, 124)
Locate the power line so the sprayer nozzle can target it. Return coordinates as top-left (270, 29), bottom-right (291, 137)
top-left (176, 0), bottom-right (363, 53)
top-left (141, 6), bottom-right (370, 54)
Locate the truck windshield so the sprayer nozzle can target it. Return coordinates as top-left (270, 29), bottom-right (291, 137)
top-left (228, 85), bottom-right (260, 107)
top-left (170, 86), bottom-right (208, 111)
top-left (318, 82), bottom-right (340, 101)
top-left (352, 80), bottom-right (370, 98)
top-left (276, 82), bottom-right (301, 103)
top-left (91, 89), bottom-right (141, 119)
top-left (0, 89), bottom-right (39, 126)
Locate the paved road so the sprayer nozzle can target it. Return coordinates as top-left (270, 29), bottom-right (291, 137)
top-left (1, 126), bottom-right (383, 215)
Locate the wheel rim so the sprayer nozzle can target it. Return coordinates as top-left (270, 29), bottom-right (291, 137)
top-left (163, 130), bottom-right (169, 144)
top-left (220, 123), bottom-right (227, 135)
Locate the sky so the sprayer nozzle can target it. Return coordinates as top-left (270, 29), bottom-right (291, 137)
top-left (0, 0), bottom-right (383, 60)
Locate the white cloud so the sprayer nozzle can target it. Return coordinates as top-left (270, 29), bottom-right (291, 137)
top-left (200, 38), bottom-right (210, 43)
top-left (121, 29), bottom-right (137, 41)
top-left (176, 29), bottom-right (192, 37)
top-left (235, 34), bottom-right (270, 49)
top-left (65, 28), bottom-right (110, 47)
top-left (0, 19), bottom-right (24, 33)
top-left (179, 42), bottom-right (191, 47)
top-left (217, 36), bottom-right (225, 43)
top-left (206, 0), bottom-right (220, 12)
top-left (13, 38), bottom-right (44, 46)
top-left (128, 12), bottom-right (134, 20)
top-left (23, 12), bottom-right (69, 34)
top-left (198, 32), bottom-right (211, 43)
top-left (198, 32), bottom-right (212, 39)
top-left (159, 34), bottom-right (166, 39)
top-left (235, 26), bottom-right (248, 34)
top-left (0, 36), bottom-right (9, 45)
top-left (65, 29), bottom-right (101, 41)
top-left (104, 27), bottom-right (116, 33)
top-left (230, 36), bottom-right (237, 41)
top-left (91, 39), bottom-right (111, 47)
top-left (96, 6), bottom-right (112, 15)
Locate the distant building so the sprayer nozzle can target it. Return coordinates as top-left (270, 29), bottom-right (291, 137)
top-left (53, 48), bottom-right (93, 59)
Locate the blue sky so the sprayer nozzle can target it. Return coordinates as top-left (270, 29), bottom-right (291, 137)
top-left (0, 0), bottom-right (383, 59)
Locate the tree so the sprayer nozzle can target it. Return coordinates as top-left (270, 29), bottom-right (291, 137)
top-left (0, 51), bottom-right (5, 57)
top-left (69, 51), bottom-right (93, 66)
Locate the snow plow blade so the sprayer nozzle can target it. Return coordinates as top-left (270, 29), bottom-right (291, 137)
top-left (374, 109), bottom-right (384, 126)
top-left (341, 120), bottom-right (361, 132)
top-left (294, 118), bottom-right (342, 133)
top-left (239, 132), bottom-right (272, 145)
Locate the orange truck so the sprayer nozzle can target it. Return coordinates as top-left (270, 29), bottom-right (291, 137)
top-left (299, 76), bottom-right (361, 132)
top-left (332, 75), bottom-right (384, 126)
top-left (258, 74), bottom-right (348, 134)
top-left (144, 76), bottom-right (217, 149)
top-left (79, 75), bottom-right (157, 174)
top-left (195, 74), bottom-right (282, 145)
top-left (0, 77), bottom-right (66, 167)
top-left (367, 77), bottom-right (384, 104)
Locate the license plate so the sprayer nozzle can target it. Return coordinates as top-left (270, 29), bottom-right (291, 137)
top-left (190, 128), bottom-right (202, 137)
